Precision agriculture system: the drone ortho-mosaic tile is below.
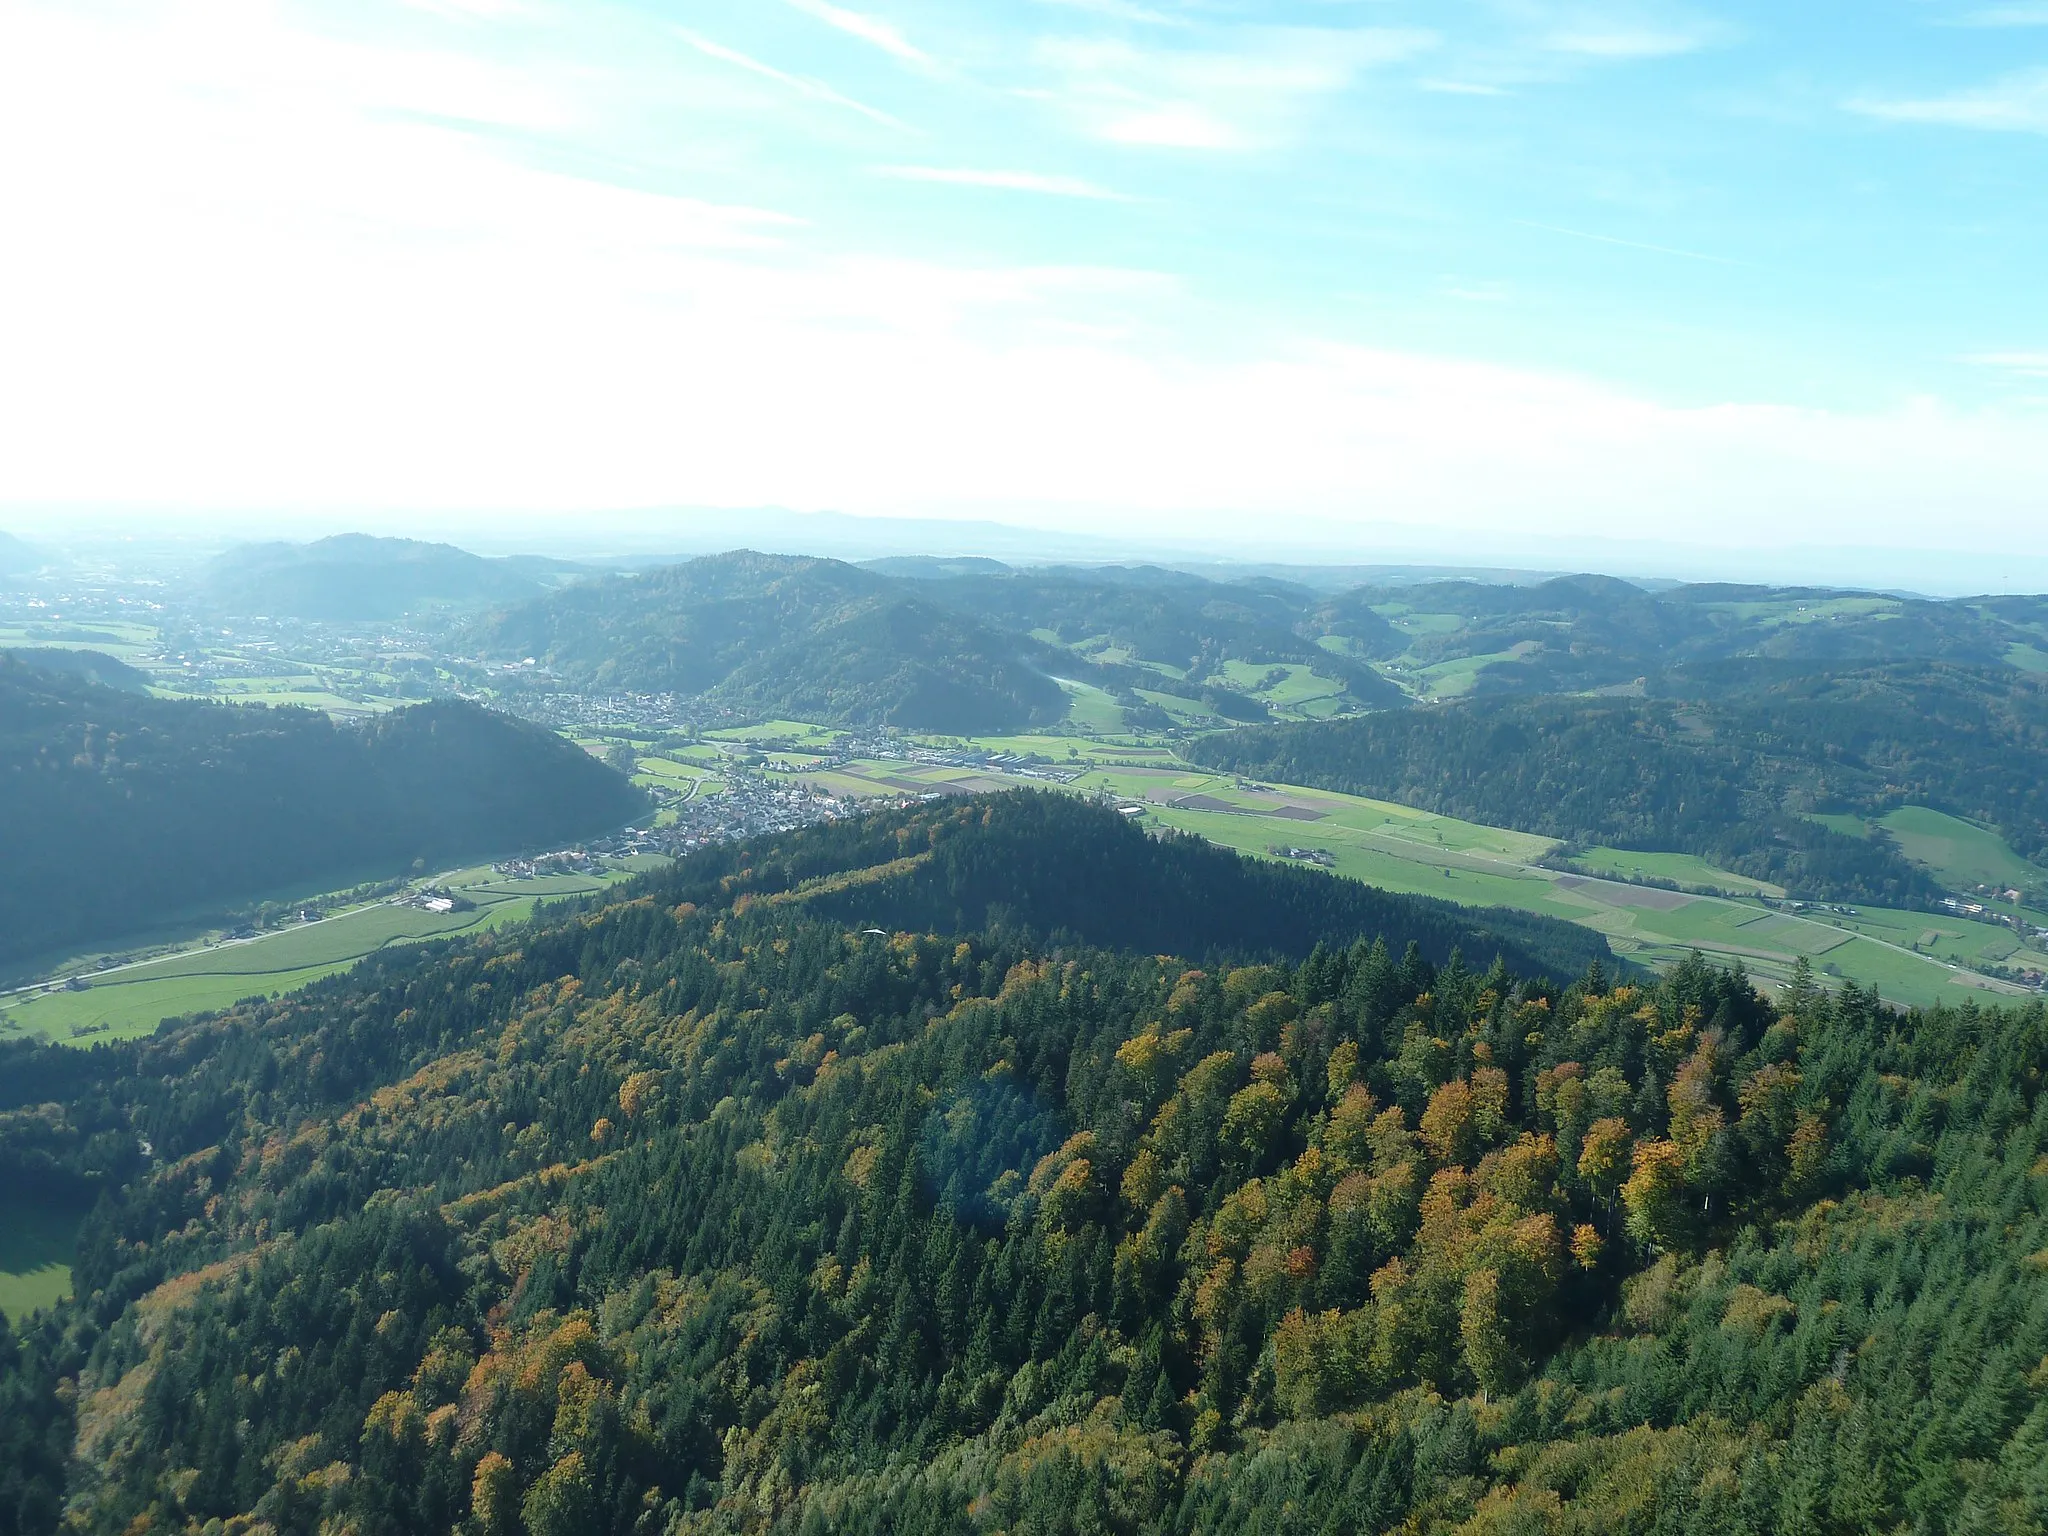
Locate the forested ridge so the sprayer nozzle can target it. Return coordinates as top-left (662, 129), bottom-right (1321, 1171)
top-left (199, 535), bottom-right (579, 621)
top-left (1191, 665), bottom-right (2048, 906)
top-left (466, 553), bottom-right (1390, 732)
top-left (467, 553), bottom-right (1072, 733)
top-left (0, 793), bottom-right (2043, 1535)
top-left (0, 659), bottom-right (645, 968)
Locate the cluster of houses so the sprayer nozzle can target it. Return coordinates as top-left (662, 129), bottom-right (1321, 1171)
top-left (1269, 845), bottom-right (1337, 867)
top-left (490, 850), bottom-right (609, 880)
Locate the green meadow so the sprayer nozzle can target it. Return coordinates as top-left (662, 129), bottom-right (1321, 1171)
top-left (0, 1196), bottom-right (84, 1321)
top-left (1813, 804), bottom-right (2048, 895)
top-left (1055, 678), bottom-right (1131, 733)
top-left (1565, 847), bottom-right (1786, 898)
top-left (1210, 660), bottom-right (1350, 717)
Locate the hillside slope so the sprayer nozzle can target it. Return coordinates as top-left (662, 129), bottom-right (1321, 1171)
top-left (0, 796), bottom-right (2041, 1535)
top-left (470, 552), bottom-right (1071, 732)
top-left (202, 534), bottom-right (568, 620)
top-left (1192, 668), bottom-right (2048, 906)
top-left (471, 552), bottom-right (1411, 730)
top-left (660, 791), bottom-right (1615, 979)
top-left (1310, 576), bottom-right (2033, 695)
top-left (0, 647), bottom-right (150, 693)
top-left (0, 530), bottom-right (40, 577)
top-left (0, 658), bottom-right (645, 966)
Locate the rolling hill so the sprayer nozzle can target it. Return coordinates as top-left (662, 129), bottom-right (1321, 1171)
top-left (1191, 664), bottom-right (2048, 907)
top-left (201, 534), bottom-right (581, 621)
top-left (469, 552), bottom-right (1074, 732)
top-left (0, 530), bottom-right (39, 577)
top-left (0, 656), bottom-right (646, 968)
top-left (0, 648), bottom-right (150, 693)
top-left (1312, 574), bottom-right (2036, 697)
top-left (469, 551), bottom-right (1401, 731)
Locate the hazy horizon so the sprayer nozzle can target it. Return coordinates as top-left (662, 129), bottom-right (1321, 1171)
top-left (3, 0), bottom-right (2045, 577)
top-left (6, 503), bottom-right (2048, 598)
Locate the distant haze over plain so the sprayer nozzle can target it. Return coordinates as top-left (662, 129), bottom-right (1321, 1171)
top-left (4, 505), bottom-right (2046, 600)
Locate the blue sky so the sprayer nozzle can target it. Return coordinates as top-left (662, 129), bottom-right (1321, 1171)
top-left (1, 0), bottom-right (2045, 578)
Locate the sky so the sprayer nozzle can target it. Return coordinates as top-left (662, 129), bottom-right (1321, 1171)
top-left (1, 0), bottom-right (2046, 581)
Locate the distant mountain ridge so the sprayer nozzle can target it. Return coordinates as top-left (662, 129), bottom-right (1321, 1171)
top-left (0, 657), bottom-right (645, 968)
top-left (201, 534), bottom-right (586, 620)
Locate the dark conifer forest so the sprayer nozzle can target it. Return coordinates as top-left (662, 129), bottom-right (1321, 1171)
top-left (2, 793), bottom-right (2042, 1535)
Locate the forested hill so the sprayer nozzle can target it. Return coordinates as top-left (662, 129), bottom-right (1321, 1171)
top-left (2, 791), bottom-right (2043, 1535)
top-left (1191, 668), bottom-right (2048, 906)
top-left (630, 792), bottom-right (1615, 981)
top-left (465, 551), bottom-right (1401, 732)
top-left (901, 564), bottom-right (1407, 711)
top-left (201, 534), bottom-right (576, 621)
top-left (0, 529), bottom-right (40, 576)
top-left (0, 646), bottom-right (150, 692)
top-left (468, 552), bottom-right (1072, 733)
top-left (0, 659), bottom-right (644, 967)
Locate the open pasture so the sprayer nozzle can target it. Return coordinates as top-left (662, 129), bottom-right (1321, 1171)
top-left (1211, 660), bottom-right (1349, 717)
top-left (0, 1196), bottom-right (87, 1321)
top-left (1055, 678), bottom-right (1130, 733)
top-left (1567, 847), bottom-right (1786, 898)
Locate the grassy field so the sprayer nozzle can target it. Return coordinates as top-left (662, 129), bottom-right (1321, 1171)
top-left (703, 720), bottom-right (843, 747)
top-left (1812, 804), bottom-right (2048, 895)
top-left (0, 621), bottom-right (162, 664)
top-left (1211, 660), bottom-right (1349, 718)
top-left (1879, 806), bottom-right (2048, 892)
top-left (1135, 687), bottom-right (1224, 726)
top-left (0, 862), bottom-right (664, 1045)
top-left (1056, 678), bottom-right (1129, 733)
top-left (1413, 651), bottom-right (1519, 698)
top-left (632, 755), bottom-right (722, 797)
top-left (0, 1197), bottom-right (86, 1321)
top-left (1378, 609), bottom-right (1467, 637)
top-left (1566, 847), bottom-right (1786, 898)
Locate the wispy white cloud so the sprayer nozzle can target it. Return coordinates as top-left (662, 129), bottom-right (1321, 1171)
top-left (1513, 218), bottom-right (1752, 267)
top-left (397, 0), bottom-right (533, 21)
top-left (1967, 352), bottom-right (2048, 378)
top-left (1031, 0), bottom-right (1186, 25)
top-left (1034, 27), bottom-right (1438, 150)
top-left (1423, 78), bottom-right (1510, 96)
top-left (1955, 4), bottom-right (2048, 24)
top-left (1853, 68), bottom-right (2048, 132)
top-left (781, 0), bottom-right (930, 66)
top-left (1543, 26), bottom-right (1713, 58)
top-left (677, 29), bottom-right (908, 127)
top-left (874, 165), bottom-right (1130, 199)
